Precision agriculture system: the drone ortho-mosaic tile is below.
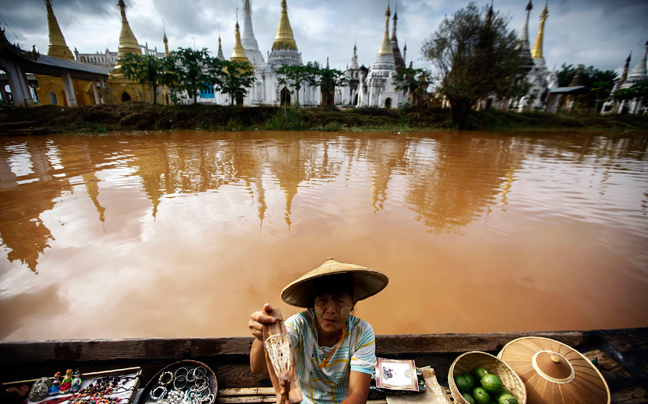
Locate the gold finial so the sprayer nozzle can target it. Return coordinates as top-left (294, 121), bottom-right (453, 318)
top-left (378, 1), bottom-right (394, 55)
top-left (114, 0), bottom-right (142, 77)
top-left (231, 21), bottom-right (252, 67)
top-left (272, 0), bottom-right (298, 51)
top-left (44, 0), bottom-right (74, 60)
top-left (531, 2), bottom-right (549, 58)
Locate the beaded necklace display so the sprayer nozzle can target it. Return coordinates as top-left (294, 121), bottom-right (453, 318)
top-left (69, 376), bottom-right (136, 404)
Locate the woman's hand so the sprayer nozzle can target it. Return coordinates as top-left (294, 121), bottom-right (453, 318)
top-left (249, 303), bottom-right (277, 340)
top-left (249, 303), bottom-right (276, 374)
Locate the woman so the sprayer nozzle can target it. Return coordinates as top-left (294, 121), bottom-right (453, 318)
top-left (249, 258), bottom-right (389, 404)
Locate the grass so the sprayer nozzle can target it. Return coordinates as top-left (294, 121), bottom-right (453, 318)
top-left (2, 102), bottom-right (646, 135)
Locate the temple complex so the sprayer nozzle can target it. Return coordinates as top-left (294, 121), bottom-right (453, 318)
top-left (357, 3), bottom-right (402, 108)
top-left (34, 0), bottom-right (100, 106)
top-left (603, 41), bottom-right (648, 114)
top-left (517, 1), bottom-right (558, 111)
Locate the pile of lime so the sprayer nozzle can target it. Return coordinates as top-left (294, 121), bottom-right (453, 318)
top-left (454, 367), bottom-right (519, 404)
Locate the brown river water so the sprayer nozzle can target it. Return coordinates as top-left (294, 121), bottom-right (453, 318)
top-left (0, 131), bottom-right (647, 341)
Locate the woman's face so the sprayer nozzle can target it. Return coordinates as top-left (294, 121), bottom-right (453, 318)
top-left (313, 293), bottom-right (354, 336)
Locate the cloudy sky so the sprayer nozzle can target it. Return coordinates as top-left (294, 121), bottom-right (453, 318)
top-left (0, 0), bottom-right (647, 76)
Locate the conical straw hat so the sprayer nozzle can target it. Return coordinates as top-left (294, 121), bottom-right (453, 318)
top-left (498, 337), bottom-right (610, 404)
top-left (281, 258), bottom-right (389, 308)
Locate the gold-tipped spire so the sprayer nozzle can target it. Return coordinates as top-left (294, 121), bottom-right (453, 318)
top-left (378, 2), bottom-right (394, 55)
top-left (44, 0), bottom-right (74, 60)
top-left (531, 2), bottom-right (548, 59)
top-left (272, 0), bottom-right (298, 51)
top-left (114, 0), bottom-right (142, 75)
top-left (231, 22), bottom-right (252, 66)
top-left (163, 20), bottom-right (169, 57)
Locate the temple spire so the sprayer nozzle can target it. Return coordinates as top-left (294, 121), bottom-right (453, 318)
top-left (351, 42), bottom-right (358, 69)
top-left (114, 0), bottom-right (142, 76)
top-left (378, 2), bottom-right (393, 56)
top-left (163, 20), bottom-right (169, 57)
top-left (44, 0), bottom-right (74, 60)
top-left (531, 2), bottom-right (548, 59)
top-left (217, 35), bottom-right (225, 61)
top-left (272, 0), bottom-right (298, 50)
top-left (520, 0), bottom-right (532, 49)
top-left (241, 0), bottom-right (265, 67)
top-left (391, 3), bottom-right (405, 71)
top-left (614, 52), bottom-right (631, 92)
top-left (372, 1), bottom-right (396, 72)
top-left (231, 22), bottom-right (251, 66)
top-left (242, 0), bottom-right (260, 51)
top-left (626, 41), bottom-right (648, 84)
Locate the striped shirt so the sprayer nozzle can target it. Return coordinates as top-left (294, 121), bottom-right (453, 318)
top-left (285, 310), bottom-right (376, 404)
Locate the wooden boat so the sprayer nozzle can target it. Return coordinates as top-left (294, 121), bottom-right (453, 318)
top-left (1, 328), bottom-right (646, 404)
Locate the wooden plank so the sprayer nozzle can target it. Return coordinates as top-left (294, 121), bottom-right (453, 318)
top-left (610, 386), bottom-right (648, 404)
top-left (375, 331), bottom-right (585, 355)
top-left (220, 388), bottom-right (276, 397)
top-left (218, 397), bottom-right (277, 404)
top-left (0, 331), bottom-right (590, 364)
top-left (217, 397), bottom-right (388, 404)
top-left (0, 338), bottom-right (253, 364)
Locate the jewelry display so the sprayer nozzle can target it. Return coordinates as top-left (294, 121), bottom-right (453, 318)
top-left (146, 365), bottom-right (215, 404)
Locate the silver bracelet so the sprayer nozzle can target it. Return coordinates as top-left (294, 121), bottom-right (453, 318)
top-left (200, 394), bottom-right (215, 404)
top-left (190, 377), bottom-right (208, 392)
top-left (193, 367), bottom-right (207, 379)
top-left (159, 371), bottom-right (174, 386)
top-left (150, 386), bottom-right (168, 400)
top-left (174, 367), bottom-right (188, 379)
top-left (173, 375), bottom-right (187, 391)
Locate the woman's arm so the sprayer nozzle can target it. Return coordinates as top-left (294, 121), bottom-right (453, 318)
top-left (248, 303), bottom-right (276, 374)
top-left (341, 371), bottom-right (372, 404)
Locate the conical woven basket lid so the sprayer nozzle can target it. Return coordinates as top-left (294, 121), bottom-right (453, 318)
top-left (498, 337), bottom-right (610, 404)
top-left (281, 258), bottom-right (389, 307)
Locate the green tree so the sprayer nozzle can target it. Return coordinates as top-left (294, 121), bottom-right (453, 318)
top-left (218, 60), bottom-right (256, 106)
top-left (276, 62), bottom-right (319, 106)
top-left (316, 65), bottom-right (345, 106)
top-left (118, 53), bottom-right (165, 105)
top-left (421, 2), bottom-right (524, 129)
top-left (394, 67), bottom-right (433, 107)
top-left (166, 47), bottom-right (221, 104)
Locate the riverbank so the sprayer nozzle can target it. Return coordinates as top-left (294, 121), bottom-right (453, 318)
top-left (1, 102), bottom-right (647, 135)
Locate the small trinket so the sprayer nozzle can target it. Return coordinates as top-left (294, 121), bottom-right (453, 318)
top-left (49, 372), bottom-right (62, 395)
top-left (59, 369), bottom-right (73, 394)
top-left (70, 370), bottom-right (82, 393)
top-left (29, 377), bottom-right (52, 402)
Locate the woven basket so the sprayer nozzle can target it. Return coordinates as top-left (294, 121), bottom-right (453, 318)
top-left (449, 351), bottom-right (527, 404)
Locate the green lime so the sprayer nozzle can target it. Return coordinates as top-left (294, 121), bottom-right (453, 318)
top-left (480, 374), bottom-right (503, 394)
top-left (455, 375), bottom-right (470, 394)
top-left (472, 387), bottom-right (491, 404)
top-left (463, 393), bottom-right (476, 404)
top-left (463, 373), bottom-right (476, 390)
top-left (473, 367), bottom-right (489, 382)
top-left (495, 387), bottom-right (512, 400)
top-left (498, 394), bottom-right (519, 404)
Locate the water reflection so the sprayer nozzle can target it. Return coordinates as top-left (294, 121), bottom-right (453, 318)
top-left (1, 131), bottom-right (647, 339)
top-left (1, 132), bottom-right (647, 272)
